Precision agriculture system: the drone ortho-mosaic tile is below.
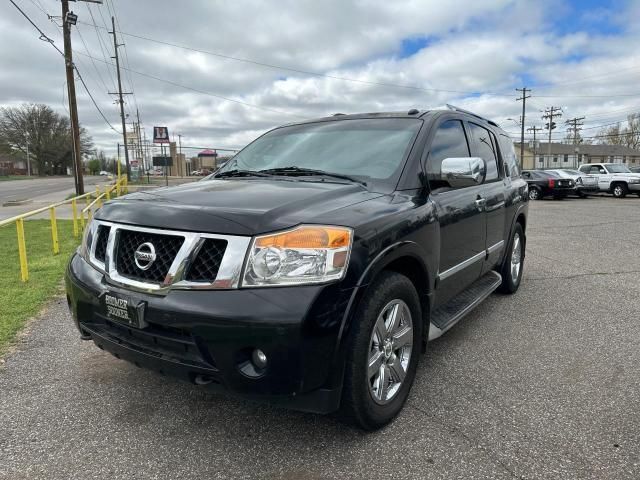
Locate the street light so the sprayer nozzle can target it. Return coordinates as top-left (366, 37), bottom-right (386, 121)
top-left (24, 130), bottom-right (31, 176)
top-left (507, 117), bottom-right (522, 127)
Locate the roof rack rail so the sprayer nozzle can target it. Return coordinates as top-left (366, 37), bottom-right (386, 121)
top-left (445, 104), bottom-right (498, 127)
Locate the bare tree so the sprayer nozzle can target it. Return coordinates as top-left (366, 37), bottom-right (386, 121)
top-left (596, 114), bottom-right (640, 150)
top-left (0, 103), bottom-right (93, 175)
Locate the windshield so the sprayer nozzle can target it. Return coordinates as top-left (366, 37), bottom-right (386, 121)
top-left (605, 164), bottom-right (631, 173)
top-left (215, 118), bottom-right (422, 189)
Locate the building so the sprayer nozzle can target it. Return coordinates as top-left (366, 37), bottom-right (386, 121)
top-left (0, 153), bottom-right (29, 176)
top-left (516, 143), bottom-right (640, 170)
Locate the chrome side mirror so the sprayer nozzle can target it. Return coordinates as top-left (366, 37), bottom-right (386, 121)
top-left (440, 157), bottom-right (486, 188)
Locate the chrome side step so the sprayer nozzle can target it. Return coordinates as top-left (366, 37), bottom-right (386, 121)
top-left (428, 271), bottom-right (502, 341)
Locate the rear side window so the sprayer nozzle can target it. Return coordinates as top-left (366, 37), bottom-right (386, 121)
top-left (426, 120), bottom-right (470, 189)
top-left (499, 134), bottom-right (520, 179)
top-left (468, 123), bottom-right (499, 182)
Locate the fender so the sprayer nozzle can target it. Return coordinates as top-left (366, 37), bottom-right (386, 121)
top-left (502, 203), bottom-right (528, 265)
top-left (324, 241), bottom-right (435, 390)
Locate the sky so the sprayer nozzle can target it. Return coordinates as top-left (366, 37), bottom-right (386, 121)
top-left (2, 0), bottom-right (639, 158)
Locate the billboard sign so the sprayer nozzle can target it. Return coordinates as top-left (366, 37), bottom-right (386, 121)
top-left (153, 126), bottom-right (170, 144)
top-left (152, 156), bottom-right (173, 167)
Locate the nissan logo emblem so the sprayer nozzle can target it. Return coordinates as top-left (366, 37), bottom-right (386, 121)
top-left (134, 242), bottom-right (157, 270)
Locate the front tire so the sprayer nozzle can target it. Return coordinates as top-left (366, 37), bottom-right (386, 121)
top-left (339, 272), bottom-right (422, 430)
top-left (498, 223), bottom-right (524, 294)
top-left (528, 187), bottom-right (541, 200)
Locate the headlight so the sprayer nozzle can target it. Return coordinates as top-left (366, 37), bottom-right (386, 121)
top-left (242, 225), bottom-right (352, 287)
top-left (78, 219), bottom-right (95, 262)
top-left (629, 178), bottom-right (640, 184)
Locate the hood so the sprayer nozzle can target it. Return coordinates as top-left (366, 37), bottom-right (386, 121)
top-left (96, 178), bottom-right (384, 235)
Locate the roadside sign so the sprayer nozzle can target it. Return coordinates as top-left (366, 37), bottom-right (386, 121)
top-left (130, 159), bottom-right (140, 181)
top-left (152, 156), bottom-right (173, 167)
top-left (153, 127), bottom-right (170, 144)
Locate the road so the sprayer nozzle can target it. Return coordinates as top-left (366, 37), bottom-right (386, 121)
top-left (1, 197), bottom-right (639, 479)
top-left (0, 176), bottom-right (108, 221)
top-left (0, 176), bottom-right (105, 204)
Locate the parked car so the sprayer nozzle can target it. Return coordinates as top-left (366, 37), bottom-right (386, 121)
top-left (98, 171), bottom-right (110, 176)
top-left (578, 163), bottom-right (640, 198)
top-left (546, 169), bottom-right (598, 197)
top-left (521, 170), bottom-right (574, 200)
top-left (66, 106), bottom-right (528, 430)
top-left (629, 166), bottom-right (640, 173)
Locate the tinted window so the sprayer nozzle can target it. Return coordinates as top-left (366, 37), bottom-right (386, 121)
top-left (426, 120), bottom-right (470, 189)
top-left (468, 123), bottom-right (499, 181)
top-left (499, 134), bottom-right (519, 179)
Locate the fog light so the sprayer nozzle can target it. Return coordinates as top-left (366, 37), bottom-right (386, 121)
top-left (252, 349), bottom-right (267, 369)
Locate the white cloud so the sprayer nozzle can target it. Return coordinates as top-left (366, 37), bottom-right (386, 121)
top-left (2, 0), bottom-right (639, 156)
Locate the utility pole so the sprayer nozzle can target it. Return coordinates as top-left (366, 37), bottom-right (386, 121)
top-left (516, 87), bottom-right (531, 168)
top-left (178, 134), bottom-right (183, 177)
top-left (62, 0), bottom-right (84, 194)
top-left (566, 116), bottom-right (585, 168)
top-left (109, 16), bottom-right (131, 181)
top-left (542, 106), bottom-right (562, 169)
top-left (136, 109), bottom-right (143, 168)
top-left (526, 126), bottom-right (543, 168)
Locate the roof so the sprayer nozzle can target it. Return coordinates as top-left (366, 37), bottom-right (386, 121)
top-left (197, 149), bottom-right (218, 157)
top-left (516, 142), bottom-right (640, 156)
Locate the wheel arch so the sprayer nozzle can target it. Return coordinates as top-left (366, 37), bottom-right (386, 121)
top-left (330, 242), bottom-right (435, 385)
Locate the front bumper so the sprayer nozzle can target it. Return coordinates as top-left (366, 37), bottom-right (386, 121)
top-left (65, 253), bottom-right (355, 413)
top-left (575, 184), bottom-right (599, 193)
top-left (628, 183), bottom-right (640, 192)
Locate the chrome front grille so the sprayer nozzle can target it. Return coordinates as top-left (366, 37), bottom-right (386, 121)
top-left (185, 238), bottom-right (228, 282)
top-left (86, 220), bottom-right (251, 294)
top-left (94, 225), bottom-right (110, 263)
top-left (116, 230), bottom-right (185, 283)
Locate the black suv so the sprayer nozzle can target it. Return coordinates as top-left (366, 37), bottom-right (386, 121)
top-left (66, 107), bottom-right (528, 430)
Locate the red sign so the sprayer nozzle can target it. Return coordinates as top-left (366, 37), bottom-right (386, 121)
top-left (153, 126), bottom-right (170, 144)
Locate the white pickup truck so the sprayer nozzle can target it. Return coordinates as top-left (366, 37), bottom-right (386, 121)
top-left (578, 163), bottom-right (640, 198)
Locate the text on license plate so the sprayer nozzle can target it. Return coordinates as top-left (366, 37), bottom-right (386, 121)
top-left (105, 294), bottom-right (131, 321)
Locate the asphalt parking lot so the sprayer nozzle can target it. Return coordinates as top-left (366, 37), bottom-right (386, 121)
top-left (1, 196), bottom-right (639, 480)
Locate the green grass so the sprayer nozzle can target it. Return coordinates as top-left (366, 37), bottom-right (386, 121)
top-left (0, 219), bottom-right (80, 354)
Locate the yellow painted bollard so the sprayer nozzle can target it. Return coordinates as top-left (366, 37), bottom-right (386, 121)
top-left (105, 188), bottom-right (111, 201)
top-left (80, 209), bottom-right (85, 230)
top-left (49, 206), bottom-right (59, 254)
top-left (116, 180), bottom-right (121, 197)
top-left (71, 198), bottom-right (79, 237)
top-left (16, 218), bottom-right (29, 282)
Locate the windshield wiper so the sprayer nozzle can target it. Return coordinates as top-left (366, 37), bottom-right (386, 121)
top-left (258, 166), bottom-right (367, 186)
top-left (214, 169), bottom-right (270, 178)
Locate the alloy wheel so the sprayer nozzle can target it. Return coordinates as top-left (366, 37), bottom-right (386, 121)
top-left (529, 189), bottom-right (540, 200)
top-left (511, 233), bottom-right (522, 283)
top-left (368, 299), bottom-right (413, 405)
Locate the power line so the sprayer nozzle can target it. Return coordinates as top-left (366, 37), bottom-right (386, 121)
top-left (74, 20), bottom-right (518, 98)
top-left (8, 0), bottom-right (119, 134)
top-left (74, 20), bottom-right (640, 100)
top-left (75, 50), bottom-right (309, 119)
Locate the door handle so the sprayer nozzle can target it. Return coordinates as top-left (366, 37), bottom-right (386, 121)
top-left (475, 197), bottom-right (486, 211)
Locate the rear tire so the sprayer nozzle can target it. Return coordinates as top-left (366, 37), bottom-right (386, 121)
top-left (612, 183), bottom-right (628, 198)
top-left (339, 272), bottom-right (422, 430)
top-left (498, 223), bottom-right (524, 294)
